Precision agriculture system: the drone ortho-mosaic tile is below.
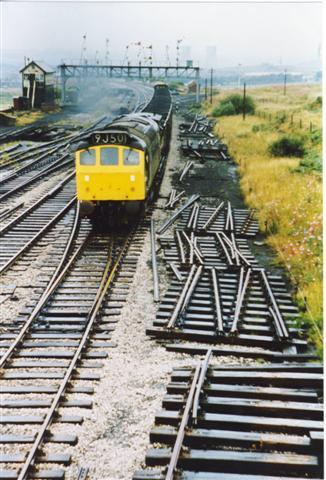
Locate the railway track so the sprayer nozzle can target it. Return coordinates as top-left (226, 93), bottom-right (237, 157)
top-left (135, 109), bottom-right (323, 479)
top-left (0, 83), bottom-right (153, 209)
top-left (134, 351), bottom-right (323, 480)
top-left (1, 94), bottom-right (322, 479)
top-left (147, 196), bottom-right (311, 359)
top-left (0, 82), bottom-right (154, 478)
top-left (0, 216), bottom-right (149, 480)
top-left (0, 174), bottom-right (76, 274)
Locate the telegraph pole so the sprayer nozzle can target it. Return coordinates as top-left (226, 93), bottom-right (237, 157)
top-left (205, 78), bottom-right (208, 101)
top-left (243, 82), bottom-right (246, 120)
top-left (80, 33), bottom-right (87, 64)
top-left (210, 68), bottom-right (213, 104)
top-left (105, 38), bottom-right (110, 65)
top-left (283, 69), bottom-right (287, 95)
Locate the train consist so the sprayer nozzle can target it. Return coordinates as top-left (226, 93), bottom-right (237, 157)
top-left (75, 83), bottom-right (172, 226)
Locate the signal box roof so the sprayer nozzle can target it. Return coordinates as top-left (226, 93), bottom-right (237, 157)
top-left (20, 61), bottom-right (55, 74)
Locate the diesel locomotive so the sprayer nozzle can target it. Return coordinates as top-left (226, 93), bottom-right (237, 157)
top-left (75, 83), bottom-right (172, 226)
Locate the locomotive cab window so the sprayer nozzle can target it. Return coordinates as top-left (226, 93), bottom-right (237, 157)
top-left (100, 147), bottom-right (119, 165)
top-left (79, 149), bottom-right (96, 165)
top-left (123, 149), bottom-right (140, 166)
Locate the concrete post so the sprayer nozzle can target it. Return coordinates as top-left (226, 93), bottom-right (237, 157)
top-left (60, 65), bottom-right (66, 105)
top-left (196, 68), bottom-right (200, 103)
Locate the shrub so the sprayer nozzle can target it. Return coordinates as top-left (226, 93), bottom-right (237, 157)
top-left (212, 101), bottom-right (236, 117)
top-left (296, 152), bottom-right (322, 174)
top-left (307, 96), bottom-right (322, 111)
top-left (311, 128), bottom-right (322, 145)
top-left (212, 93), bottom-right (255, 117)
top-left (268, 136), bottom-right (306, 157)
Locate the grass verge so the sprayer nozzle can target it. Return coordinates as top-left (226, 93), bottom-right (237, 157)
top-left (204, 84), bottom-right (322, 355)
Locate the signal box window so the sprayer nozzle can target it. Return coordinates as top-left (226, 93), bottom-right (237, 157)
top-left (123, 149), bottom-right (140, 165)
top-left (80, 149), bottom-right (96, 165)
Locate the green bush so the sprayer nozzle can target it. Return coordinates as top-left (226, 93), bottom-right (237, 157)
top-left (307, 96), bottom-right (322, 111)
top-left (311, 128), bottom-right (322, 145)
top-left (212, 101), bottom-right (236, 117)
top-left (269, 136), bottom-right (306, 157)
top-left (296, 151), bottom-right (322, 174)
top-left (212, 94), bottom-right (255, 117)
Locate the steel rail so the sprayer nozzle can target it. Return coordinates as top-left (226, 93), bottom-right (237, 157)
top-left (189, 232), bottom-right (195, 264)
top-left (260, 268), bottom-right (290, 340)
top-left (182, 231), bottom-right (202, 265)
top-left (0, 202), bottom-right (24, 223)
top-left (156, 195), bottom-right (200, 235)
top-left (0, 155), bottom-right (72, 202)
top-left (165, 189), bottom-right (176, 209)
top-left (0, 143), bottom-right (21, 156)
top-left (193, 237), bottom-right (204, 264)
top-left (192, 148), bottom-right (204, 161)
top-left (39, 202), bottom-right (81, 299)
top-left (0, 144), bottom-right (67, 186)
top-left (179, 160), bottom-right (193, 182)
top-left (186, 203), bottom-right (197, 230)
top-left (167, 265), bottom-right (197, 329)
top-left (16, 232), bottom-right (133, 480)
top-left (211, 267), bottom-right (224, 334)
top-left (183, 232), bottom-right (203, 265)
top-left (240, 209), bottom-right (255, 235)
top-left (221, 232), bottom-right (251, 267)
top-left (179, 265), bottom-right (203, 318)
top-left (170, 190), bottom-right (185, 209)
top-left (0, 171), bottom-right (75, 236)
top-left (192, 204), bottom-right (200, 232)
top-left (0, 195), bottom-right (76, 275)
top-left (269, 306), bottom-right (287, 339)
top-left (230, 267), bottom-right (252, 334)
top-left (230, 232), bottom-right (240, 265)
top-left (0, 204), bottom-right (83, 368)
top-left (225, 201), bottom-right (234, 232)
top-left (192, 348), bottom-right (213, 424)
top-left (215, 232), bottom-right (233, 265)
top-left (202, 201), bottom-right (224, 231)
top-left (151, 219), bottom-right (160, 302)
top-left (176, 230), bottom-right (186, 265)
top-left (0, 135), bottom-right (72, 168)
top-left (165, 362), bottom-right (202, 480)
top-left (169, 262), bottom-right (183, 281)
top-left (230, 267), bottom-right (245, 333)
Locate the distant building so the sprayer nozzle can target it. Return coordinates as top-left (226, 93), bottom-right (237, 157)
top-left (19, 60), bottom-right (56, 108)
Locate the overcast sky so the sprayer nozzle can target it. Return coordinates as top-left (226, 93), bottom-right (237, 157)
top-left (2, 1), bottom-right (322, 68)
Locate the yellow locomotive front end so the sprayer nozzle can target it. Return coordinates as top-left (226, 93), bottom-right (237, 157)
top-left (74, 116), bottom-right (162, 227)
top-left (76, 144), bottom-right (145, 202)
